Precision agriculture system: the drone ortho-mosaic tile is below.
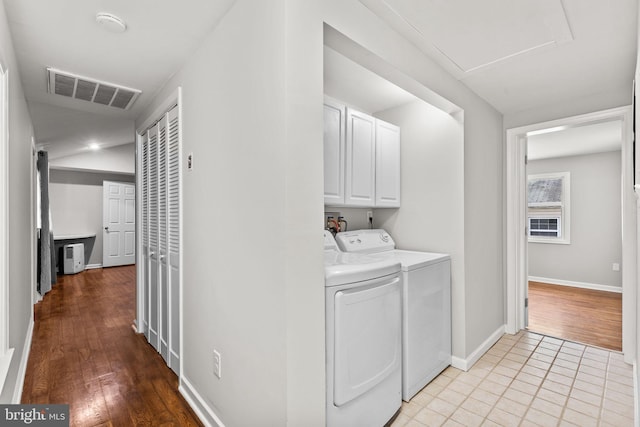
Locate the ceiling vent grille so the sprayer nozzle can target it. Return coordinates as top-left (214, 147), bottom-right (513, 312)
top-left (46, 67), bottom-right (141, 110)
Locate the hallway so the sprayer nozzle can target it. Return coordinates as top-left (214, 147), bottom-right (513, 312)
top-left (21, 266), bottom-right (201, 426)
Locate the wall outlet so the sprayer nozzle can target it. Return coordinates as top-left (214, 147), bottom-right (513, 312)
top-left (213, 349), bottom-right (221, 378)
top-left (187, 152), bottom-right (194, 170)
top-left (613, 263), bottom-right (620, 272)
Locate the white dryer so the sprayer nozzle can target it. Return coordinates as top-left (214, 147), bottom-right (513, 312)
top-left (324, 230), bottom-right (402, 427)
top-left (336, 229), bottom-right (451, 401)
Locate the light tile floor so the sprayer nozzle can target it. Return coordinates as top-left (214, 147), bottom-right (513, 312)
top-left (392, 331), bottom-right (635, 427)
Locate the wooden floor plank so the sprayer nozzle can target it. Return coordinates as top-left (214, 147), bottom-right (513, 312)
top-left (21, 266), bottom-right (202, 426)
top-left (527, 281), bottom-right (622, 351)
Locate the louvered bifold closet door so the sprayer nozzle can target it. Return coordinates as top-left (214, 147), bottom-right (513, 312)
top-left (141, 133), bottom-right (150, 340)
top-left (147, 125), bottom-right (160, 351)
top-left (158, 115), bottom-right (169, 362)
top-left (167, 105), bottom-right (180, 374)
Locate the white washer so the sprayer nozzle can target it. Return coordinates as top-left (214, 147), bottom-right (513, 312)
top-left (324, 230), bottom-right (402, 426)
top-left (336, 229), bottom-right (451, 401)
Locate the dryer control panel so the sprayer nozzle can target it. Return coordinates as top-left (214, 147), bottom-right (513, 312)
top-left (335, 229), bottom-right (396, 253)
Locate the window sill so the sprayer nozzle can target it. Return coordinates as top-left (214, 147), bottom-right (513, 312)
top-left (528, 238), bottom-right (570, 245)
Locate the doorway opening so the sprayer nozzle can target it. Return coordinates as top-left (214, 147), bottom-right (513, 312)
top-left (524, 120), bottom-right (623, 350)
top-left (505, 107), bottom-right (635, 362)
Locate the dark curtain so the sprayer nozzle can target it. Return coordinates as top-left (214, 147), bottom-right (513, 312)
top-left (37, 151), bottom-right (56, 295)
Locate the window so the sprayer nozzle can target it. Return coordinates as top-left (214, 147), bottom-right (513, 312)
top-left (529, 217), bottom-right (560, 237)
top-left (528, 172), bottom-right (570, 244)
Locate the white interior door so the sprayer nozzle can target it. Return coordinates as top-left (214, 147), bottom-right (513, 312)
top-left (138, 103), bottom-right (181, 371)
top-left (102, 181), bottom-right (136, 267)
top-left (141, 134), bottom-right (150, 339)
top-left (158, 115), bottom-right (169, 361)
top-left (148, 125), bottom-right (160, 350)
top-left (167, 105), bottom-right (181, 374)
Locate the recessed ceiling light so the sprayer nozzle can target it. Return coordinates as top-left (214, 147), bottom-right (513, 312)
top-left (95, 12), bottom-right (127, 33)
top-left (88, 143), bottom-right (101, 151)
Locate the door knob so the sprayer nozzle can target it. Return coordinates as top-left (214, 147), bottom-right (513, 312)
top-left (104, 226), bottom-right (109, 231)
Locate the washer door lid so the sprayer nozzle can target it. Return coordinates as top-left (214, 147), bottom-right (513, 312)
top-left (333, 276), bottom-right (401, 406)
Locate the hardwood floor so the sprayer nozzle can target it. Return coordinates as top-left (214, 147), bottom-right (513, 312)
top-left (21, 266), bottom-right (202, 427)
top-left (527, 281), bottom-right (622, 351)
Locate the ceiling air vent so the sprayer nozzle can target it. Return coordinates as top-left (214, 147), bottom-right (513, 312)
top-left (46, 67), bottom-right (141, 110)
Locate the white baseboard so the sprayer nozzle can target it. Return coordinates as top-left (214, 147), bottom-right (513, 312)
top-left (85, 264), bottom-right (102, 270)
top-left (529, 276), bottom-right (622, 293)
top-left (179, 376), bottom-right (225, 427)
top-left (0, 348), bottom-right (14, 398)
top-left (451, 324), bottom-right (506, 371)
top-left (11, 317), bottom-right (34, 403)
top-left (634, 362), bottom-right (639, 427)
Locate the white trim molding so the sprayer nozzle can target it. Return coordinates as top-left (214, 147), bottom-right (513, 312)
top-left (505, 131), bottom-right (528, 335)
top-left (633, 362), bottom-right (638, 427)
top-left (85, 263), bottom-right (103, 270)
top-left (179, 376), bottom-right (225, 427)
top-left (529, 276), bottom-right (622, 294)
top-left (11, 317), bottom-right (34, 403)
top-left (0, 61), bottom-right (12, 392)
top-left (451, 325), bottom-right (506, 371)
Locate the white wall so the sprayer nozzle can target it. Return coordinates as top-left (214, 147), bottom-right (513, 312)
top-left (50, 143), bottom-right (135, 175)
top-left (49, 170), bottom-right (135, 267)
top-left (374, 100), bottom-right (465, 349)
top-left (136, 0), bottom-right (325, 425)
top-left (0, 0), bottom-right (35, 403)
top-left (528, 151), bottom-right (622, 289)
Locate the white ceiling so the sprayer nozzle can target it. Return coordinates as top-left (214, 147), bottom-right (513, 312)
top-left (527, 120), bottom-right (622, 161)
top-left (4, 0), bottom-right (236, 157)
top-left (3, 0), bottom-right (638, 160)
top-left (29, 101), bottom-right (134, 160)
top-left (358, 0), bottom-right (637, 114)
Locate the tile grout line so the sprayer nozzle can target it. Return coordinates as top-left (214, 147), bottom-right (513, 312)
top-left (400, 331), bottom-right (632, 427)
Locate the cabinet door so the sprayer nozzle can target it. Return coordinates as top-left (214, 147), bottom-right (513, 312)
top-left (345, 109), bottom-right (376, 206)
top-left (375, 120), bottom-right (401, 207)
top-left (324, 100), bottom-right (345, 205)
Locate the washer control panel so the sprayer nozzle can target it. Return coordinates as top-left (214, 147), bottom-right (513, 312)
top-left (335, 229), bottom-right (396, 253)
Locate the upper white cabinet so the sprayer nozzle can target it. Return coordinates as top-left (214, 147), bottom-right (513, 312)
top-left (324, 99), bottom-right (346, 205)
top-left (345, 109), bottom-right (377, 206)
top-left (324, 98), bottom-right (401, 208)
top-left (375, 120), bottom-right (401, 207)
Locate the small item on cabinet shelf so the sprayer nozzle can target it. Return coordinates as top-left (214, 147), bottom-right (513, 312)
top-left (338, 216), bottom-right (348, 232)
